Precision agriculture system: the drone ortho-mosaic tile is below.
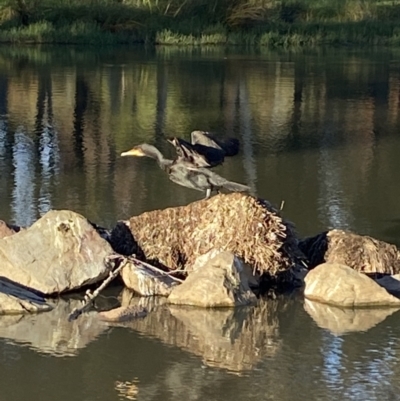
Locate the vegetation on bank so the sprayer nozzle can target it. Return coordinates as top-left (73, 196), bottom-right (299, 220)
top-left (1, 0), bottom-right (400, 46)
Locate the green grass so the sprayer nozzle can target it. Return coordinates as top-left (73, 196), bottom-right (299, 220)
top-left (1, 0), bottom-right (400, 46)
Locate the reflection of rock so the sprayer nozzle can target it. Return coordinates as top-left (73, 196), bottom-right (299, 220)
top-left (168, 251), bottom-right (257, 307)
top-left (121, 293), bottom-right (281, 373)
top-left (0, 277), bottom-right (52, 314)
top-left (167, 305), bottom-right (279, 372)
top-left (0, 298), bottom-right (108, 356)
top-left (304, 263), bottom-right (400, 307)
top-left (121, 259), bottom-right (179, 296)
top-left (0, 210), bottom-right (114, 294)
top-left (304, 298), bottom-right (400, 335)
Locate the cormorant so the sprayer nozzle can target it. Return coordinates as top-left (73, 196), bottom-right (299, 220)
top-left (167, 130), bottom-right (240, 168)
top-left (121, 143), bottom-right (249, 199)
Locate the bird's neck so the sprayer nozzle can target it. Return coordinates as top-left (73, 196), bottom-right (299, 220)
top-left (146, 147), bottom-right (169, 169)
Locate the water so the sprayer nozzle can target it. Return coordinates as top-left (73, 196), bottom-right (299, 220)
top-left (1, 45), bottom-right (400, 400)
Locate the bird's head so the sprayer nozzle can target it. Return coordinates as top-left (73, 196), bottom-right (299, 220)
top-left (121, 144), bottom-right (151, 157)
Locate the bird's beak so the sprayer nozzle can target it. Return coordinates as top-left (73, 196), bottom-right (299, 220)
top-left (121, 147), bottom-right (145, 157)
top-left (166, 137), bottom-right (176, 144)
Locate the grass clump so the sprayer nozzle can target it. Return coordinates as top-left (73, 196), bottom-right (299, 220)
top-left (1, 0), bottom-right (400, 46)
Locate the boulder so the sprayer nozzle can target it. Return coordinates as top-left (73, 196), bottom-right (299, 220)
top-left (121, 258), bottom-right (179, 296)
top-left (0, 277), bottom-right (52, 314)
top-left (0, 210), bottom-right (114, 294)
top-left (168, 251), bottom-right (257, 307)
top-left (304, 299), bottom-right (400, 335)
top-left (189, 249), bottom-right (260, 288)
top-left (304, 263), bottom-right (400, 307)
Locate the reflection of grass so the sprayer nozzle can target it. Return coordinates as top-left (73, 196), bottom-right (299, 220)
top-left (1, 0), bottom-right (400, 46)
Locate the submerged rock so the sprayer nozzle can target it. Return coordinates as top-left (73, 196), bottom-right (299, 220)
top-left (0, 210), bottom-right (114, 294)
top-left (0, 277), bottom-right (52, 314)
top-left (304, 263), bottom-right (400, 307)
top-left (168, 251), bottom-right (257, 307)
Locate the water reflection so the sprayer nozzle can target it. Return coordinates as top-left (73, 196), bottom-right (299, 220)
top-left (0, 297), bottom-right (108, 357)
top-left (304, 298), bottom-right (400, 335)
top-left (2, 45), bottom-right (400, 400)
top-left (117, 289), bottom-right (280, 374)
top-left (12, 131), bottom-right (36, 226)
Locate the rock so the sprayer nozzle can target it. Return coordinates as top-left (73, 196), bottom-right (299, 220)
top-left (98, 306), bottom-right (148, 322)
top-left (289, 263), bottom-right (308, 286)
top-left (375, 274), bottom-right (400, 295)
top-left (0, 221), bottom-right (21, 239)
top-left (304, 263), bottom-right (400, 307)
top-left (121, 259), bottom-right (179, 296)
top-left (0, 210), bottom-right (114, 294)
top-left (114, 193), bottom-right (306, 288)
top-left (0, 297), bottom-right (108, 356)
top-left (304, 298), bottom-right (400, 335)
top-left (190, 249), bottom-right (260, 288)
top-left (0, 277), bottom-right (52, 314)
top-left (299, 229), bottom-right (400, 274)
top-left (168, 251), bottom-right (257, 307)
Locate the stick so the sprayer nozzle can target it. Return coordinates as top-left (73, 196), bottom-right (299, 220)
top-left (127, 256), bottom-right (184, 283)
top-left (68, 256), bottom-right (128, 322)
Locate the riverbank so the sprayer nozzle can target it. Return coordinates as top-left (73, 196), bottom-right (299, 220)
top-left (1, 0), bottom-right (400, 46)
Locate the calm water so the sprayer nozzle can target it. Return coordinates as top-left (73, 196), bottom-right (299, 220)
top-left (1, 45), bottom-right (400, 400)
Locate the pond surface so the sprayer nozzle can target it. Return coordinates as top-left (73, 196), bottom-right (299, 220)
top-left (1, 45), bottom-right (400, 400)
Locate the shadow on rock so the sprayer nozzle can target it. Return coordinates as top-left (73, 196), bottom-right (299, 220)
top-left (0, 297), bottom-right (109, 357)
top-left (304, 298), bottom-right (400, 335)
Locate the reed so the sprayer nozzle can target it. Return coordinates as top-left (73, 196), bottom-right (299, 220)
top-left (1, 0), bottom-right (400, 46)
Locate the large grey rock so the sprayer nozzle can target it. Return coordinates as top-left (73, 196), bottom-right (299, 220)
top-left (304, 298), bottom-right (400, 335)
top-left (168, 251), bottom-right (257, 307)
top-left (121, 259), bottom-right (179, 296)
top-left (0, 210), bottom-right (114, 294)
top-left (304, 263), bottom-right (400, 307)
top-left (0, 277), bottom-right (52, 314)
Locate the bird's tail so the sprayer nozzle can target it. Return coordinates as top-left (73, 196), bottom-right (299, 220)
top-left (221, 180), bottom-right (250, 193)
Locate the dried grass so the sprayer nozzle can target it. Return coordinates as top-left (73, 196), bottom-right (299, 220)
top-left (299, 229), bottom-right (400, 275)
top-left (227, 2), bottom-right (273, 27)
top-left (116, 193), bottom-right (304, 280)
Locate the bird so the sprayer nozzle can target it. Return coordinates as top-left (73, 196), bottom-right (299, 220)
top-left (167, 130), bottom-right (240, 168)
top-left (120, 143), bottom-right (249, 199)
